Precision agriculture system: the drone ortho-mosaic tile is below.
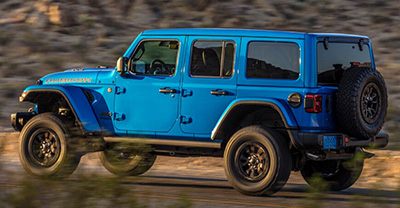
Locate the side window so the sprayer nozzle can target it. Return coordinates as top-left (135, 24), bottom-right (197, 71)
top-left (130, 40), bottom-right (179, 76)
top-left (246, 42), bottom-right (300, 80)
top-left (190, 40), bottom-right (235, 78)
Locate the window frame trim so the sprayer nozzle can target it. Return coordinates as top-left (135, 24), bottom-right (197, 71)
top-left (128, 38), bottom-right (181, 77)
top-left (189, 39), bottom-right (237, 79)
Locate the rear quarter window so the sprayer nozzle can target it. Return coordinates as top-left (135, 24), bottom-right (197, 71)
top-left (246, 42), bottom-right (300, 80)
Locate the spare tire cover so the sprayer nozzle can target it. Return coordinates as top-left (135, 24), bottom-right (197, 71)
top-left (336, 67), bottom-right (387, 139)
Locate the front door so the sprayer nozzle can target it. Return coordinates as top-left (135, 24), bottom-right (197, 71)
top-left (114, 37), bottom-right (184, 133)
top-left (180, 36), bottom-right (240, 135)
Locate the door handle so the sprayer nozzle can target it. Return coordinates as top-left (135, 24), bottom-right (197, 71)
top-left (159, 88), bottom-right (176, 93)
top-left (211, 90), bottom-right (229, 95)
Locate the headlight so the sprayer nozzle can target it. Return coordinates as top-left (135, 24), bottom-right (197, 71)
top-left (19, 91), bottom-right (28, 102)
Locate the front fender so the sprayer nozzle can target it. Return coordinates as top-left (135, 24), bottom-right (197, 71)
top-left (20, 85), bottom-right (101, 133)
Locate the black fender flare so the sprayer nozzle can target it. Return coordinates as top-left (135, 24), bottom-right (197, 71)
top-left (20, 85), bottom-right (101, 134)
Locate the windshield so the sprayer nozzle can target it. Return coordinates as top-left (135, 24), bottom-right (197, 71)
top-left (317, 42), bottom-right (371, 85)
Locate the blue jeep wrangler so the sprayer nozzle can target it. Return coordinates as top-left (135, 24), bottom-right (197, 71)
top-left (11, 29), bottom-right (388, 196)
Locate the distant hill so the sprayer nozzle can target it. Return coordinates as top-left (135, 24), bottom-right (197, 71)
top-left (0, 0), bottom-right (399, 144)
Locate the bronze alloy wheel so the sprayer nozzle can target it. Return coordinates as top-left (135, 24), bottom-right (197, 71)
top-left (28, 128), bottom-right (61, 167)
top-left (235, 142), bottom-right (270, 182)
top-left (361, 83), bottom-right (381, 124)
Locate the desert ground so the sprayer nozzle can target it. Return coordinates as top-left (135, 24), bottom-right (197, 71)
top-left (1, 132), bottom-right (400, 207)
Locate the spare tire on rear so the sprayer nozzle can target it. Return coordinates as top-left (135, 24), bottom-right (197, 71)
top-left (336, 67), bottom-right (387, 139)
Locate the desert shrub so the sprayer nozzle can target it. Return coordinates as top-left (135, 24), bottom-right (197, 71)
top-left (370, 14), bottom-right (393, 24)
top-left (0, 175), bottom-right (143, 208)
top-left (0, 31), bottom-right (13, 46)
top-left (287, 1), bottom-right (306, 11)
top-left (79, 14), bottom-right (97, 29)
top-left (60, 174), bottom-right (140, 208)
top-left (302, 174), bottom-right (329, 208)
top-left (0, 59), bottom-right (7, 78)
top-left (71, 37), bottom-right (89, 56)
top-left (397, 182), bottom-right (400, 205)
top-left (42, 56), bottom-right (63, 69)
top-left (0, 137), bottom-right (192, 208)
top-left (111, 44), bottom-right (128, 60)
top-left (22, 32), bottom-right (49, 53)
top-left (383, 102), bottom-right (400, 149)
top-left (379, 35), bottom-right (400, 49)
top-left (0, 136), bottom-right (4, 168)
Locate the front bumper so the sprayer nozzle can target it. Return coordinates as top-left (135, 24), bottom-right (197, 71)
top-left (297, 131), bottom-right (389, 150)
top-left (11, 112), bottom-right (36, 131)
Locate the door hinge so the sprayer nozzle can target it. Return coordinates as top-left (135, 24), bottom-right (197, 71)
top-left (115, 86), bottom-right (126, 94)
top-left (182, 89), bottom-right (192, 97)
top-left (180, 115), bottom-right (192, 124)
top-left (114, 113), bottom-right (126, 121)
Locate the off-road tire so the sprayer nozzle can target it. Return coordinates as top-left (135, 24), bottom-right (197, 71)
top-left (99, 143), bottom-right (156, 176)
top-left (223, 126), bottom-right (292, 196)
top-left (19, 113), bottom-right (81, 179)
top-left (336, 67), bottom-right (387, 139)
top-left (300, 158), bottom-right (364, 191)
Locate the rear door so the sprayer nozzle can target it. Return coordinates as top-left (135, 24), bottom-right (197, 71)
top-left (180, 36), bottom-right (240, 135)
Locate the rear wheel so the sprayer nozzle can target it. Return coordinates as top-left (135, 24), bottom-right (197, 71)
top-left (300, 158), bottom-right (364, 191)
top-left (19, 113), bottom-right (81, 178)
top-left (224, 126), bottom-right (292, 196)
top-left (99, 143), bottom-right (156, 176)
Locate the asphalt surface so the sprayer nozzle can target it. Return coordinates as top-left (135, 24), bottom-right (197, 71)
top-left (1, 133), bottom-right (399, 208)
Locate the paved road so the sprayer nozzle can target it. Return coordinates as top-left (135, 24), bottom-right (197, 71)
top-left (1, 133), bottom-right (399, 208)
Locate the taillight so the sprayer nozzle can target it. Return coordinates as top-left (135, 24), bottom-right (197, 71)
top-left (304, 94), bottom-right (322, 113)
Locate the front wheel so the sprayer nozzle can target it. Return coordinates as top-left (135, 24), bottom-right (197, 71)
top-left (19, 113), bottom-right (81, 178)
top-left (99, 143), bottom-right (156, 176)
top-left (224, 126), bottom-right (292, 196)
top-left (300, 157), bottom-right (364, 191)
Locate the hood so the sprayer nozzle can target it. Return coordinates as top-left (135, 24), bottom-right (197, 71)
top-left (40, 68), bottom-right (115, 85)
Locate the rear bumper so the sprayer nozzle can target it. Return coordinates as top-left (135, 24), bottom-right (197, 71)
top-left (296, 131), bottom-right (389, 150)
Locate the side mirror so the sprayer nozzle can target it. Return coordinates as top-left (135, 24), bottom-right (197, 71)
top-left (116, 57), bottom-right (128, 76)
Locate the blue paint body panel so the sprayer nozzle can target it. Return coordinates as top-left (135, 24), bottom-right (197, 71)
top-left (18, 28), bottom-right (376, 148)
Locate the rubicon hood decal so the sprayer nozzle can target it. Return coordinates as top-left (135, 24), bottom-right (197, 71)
top-left (45, 77), bottom-right (92, 84)
top-left (41, 68), bottom-right (113, 85)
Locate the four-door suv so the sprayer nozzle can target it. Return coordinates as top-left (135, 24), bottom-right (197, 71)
top-left (11, 28), bottom-right (389, 196)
